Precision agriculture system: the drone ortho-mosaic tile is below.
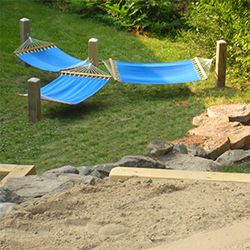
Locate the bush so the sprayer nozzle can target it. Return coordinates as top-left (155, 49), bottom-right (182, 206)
top-left (182, 0), bottom-right (250, 76)
top-left (38, 0), bottom-right (188, 36)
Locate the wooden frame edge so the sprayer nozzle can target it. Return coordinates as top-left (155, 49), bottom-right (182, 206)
top-left (109, 167), bottom-right (250, 183)
top-left (0, 164), bottom-right (36, 187)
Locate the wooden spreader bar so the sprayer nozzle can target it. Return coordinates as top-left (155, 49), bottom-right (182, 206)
top-left (61, 70), bottom-right (111, 79)
top-left (15, 43), bottom-right (55, 54)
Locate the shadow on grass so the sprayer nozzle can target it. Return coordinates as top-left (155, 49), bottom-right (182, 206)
top-left (44, 100), bottom-right (109, 120)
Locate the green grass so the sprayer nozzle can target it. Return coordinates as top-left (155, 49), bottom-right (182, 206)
top-left (0, 0), bottom-right (249, 173)
top-left (221, 164), bottom-right (250, 174)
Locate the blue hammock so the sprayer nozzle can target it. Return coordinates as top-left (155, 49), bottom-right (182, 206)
top-left (40, 74), bottom-right (110, 105)
top-left (108, 57), bottom-right (209, 84)
top-left (15, 38), bottom-right (87, 72)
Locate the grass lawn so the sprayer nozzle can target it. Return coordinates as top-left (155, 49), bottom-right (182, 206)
top-left (0, 0), bottom-right (249, 173)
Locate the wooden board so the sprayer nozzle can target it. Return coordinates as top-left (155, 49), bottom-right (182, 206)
top-left (109, 167), bottom-right (250, 183)
top-left (0, 164), bottom-right (36, 187)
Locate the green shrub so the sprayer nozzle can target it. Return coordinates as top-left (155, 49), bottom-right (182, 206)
top-left (38, 0), bottom-right (188, 36)
top-left (182, 0), bottom-right (250, 76)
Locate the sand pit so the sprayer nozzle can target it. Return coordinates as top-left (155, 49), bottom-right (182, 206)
top-left (0, 178), bottom-right (250, 250)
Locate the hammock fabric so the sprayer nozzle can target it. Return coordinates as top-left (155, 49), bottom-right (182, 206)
top-left (15, 37), bottom-right (87, 72)
top-left (39, 64), bottom-right (111, 104)
top-left (41, 74), bottom-right (110, 104)
top-left (106, 57), bottom-right (212, 84)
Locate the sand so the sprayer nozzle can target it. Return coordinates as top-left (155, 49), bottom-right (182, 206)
top-left (0, 178), bottom-right (250, 250)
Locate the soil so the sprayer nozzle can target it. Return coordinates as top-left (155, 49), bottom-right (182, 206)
top-left (0, 178), bottom-right (250, 250)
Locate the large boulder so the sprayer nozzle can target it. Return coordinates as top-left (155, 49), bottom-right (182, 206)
top-left (3, 174), bottom-right (96, 202)
top-left (159, 152), bottom-right (220, 171)
top-left (116, 155), bottom-right (165, 169)
top-left (216, 149), bottom-right (250, 166)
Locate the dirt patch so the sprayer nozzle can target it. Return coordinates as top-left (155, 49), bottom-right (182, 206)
top-left (0, 179), bottom-right (250, 250)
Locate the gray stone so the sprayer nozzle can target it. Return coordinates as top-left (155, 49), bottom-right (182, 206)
top-left (187, 145), bottom-right (208, 158)
top-left (159, 152), bottom-right (220, 171)
top-left (0, 202), bottom-right (18, 219)
top-left (216, 149), bottom-right (250, 166)
top-left (0, 187), bottom-right (23, 204)
top-left (42, 165), bottom-right (79, 176)
top-left (90, 169), bottom-right (104, 179)
top-left (173, 144), bottom-right (188, 154)
top-left (116, 155), bottom-right (165, 169)
top-left (82, 175), bottom-right (96, 185)
top-left (4, 174), bottom-right (95, 202)
top-left (147, 140), bottom-right (174, 156)
top-left (78, 166), bottom-right (92, 176)
top-left (93, 163), bottom-right (118, 174)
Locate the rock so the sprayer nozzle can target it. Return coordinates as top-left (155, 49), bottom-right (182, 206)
top-left (4, 174), bottom-right (95, 202)
top-left (0, 187), bottom-right (23, 204)
top-left (81, 175), bottom-right (96, 185)
top-left (43, 165), bottom-right (79, 176)
top-left (189, 121), bottom-right (250, 149)
top-left (192, 112), bottom-right (229, 126)
top-left (0, 202), bottom-right (18, 219)
top-left (90, 169), bottom-right (104, 179)
top-left (173, 144), bottom-right (188, 154)
top-left (207, 104), bottom-right (250, 123)
top-left (77, 166), bottom-right (92, 176)
top-left (93, 163), bottom-right (118, 175)
top-left (187, 145), bottom-right (208, 158)
top-left (171, 134), bottom-right (230, 159)
top-left (147, 140), bottom-right (173, 156)
top-left (201, 137), bottom-right (230, 160)
top-left (216, 150), bottom-right (250, 166)
top-left (116, 155), bottom-right (165, 169)
top-left (159, 152), bottom-right (220, 171)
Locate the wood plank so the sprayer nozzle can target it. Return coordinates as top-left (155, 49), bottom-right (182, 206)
top-left (109, 167), bottom-right (250, 183)
top-left (0, 164), bottom-right (36, 187)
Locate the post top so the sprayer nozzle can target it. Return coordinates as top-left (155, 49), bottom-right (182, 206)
top-left (217, 40), bottom-right (227, 44)
top-left (20, 17), bottom-right (30, 22)
top-left (28, 77), bottom-right (40, 83)
top-left (88, 38), bottom-right (98, 43)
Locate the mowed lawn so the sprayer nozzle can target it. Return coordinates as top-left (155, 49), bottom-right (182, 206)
top-left (0, 0), bottom-right (249, 173)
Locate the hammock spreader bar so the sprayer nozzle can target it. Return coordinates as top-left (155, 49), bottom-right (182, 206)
top-left (15, 37), bottom-right (87, 72)
top-left (106, 57), bottom-right (212, 84)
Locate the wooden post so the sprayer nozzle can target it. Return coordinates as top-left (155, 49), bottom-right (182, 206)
top-left (88, 38), bottom-right (99, 66)
top-left (28, 77), bottom-right (41, 123)
top-left (20, 18), bottom-right (30, 67)
top-left (215, 40), bottom-right (227, 88)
